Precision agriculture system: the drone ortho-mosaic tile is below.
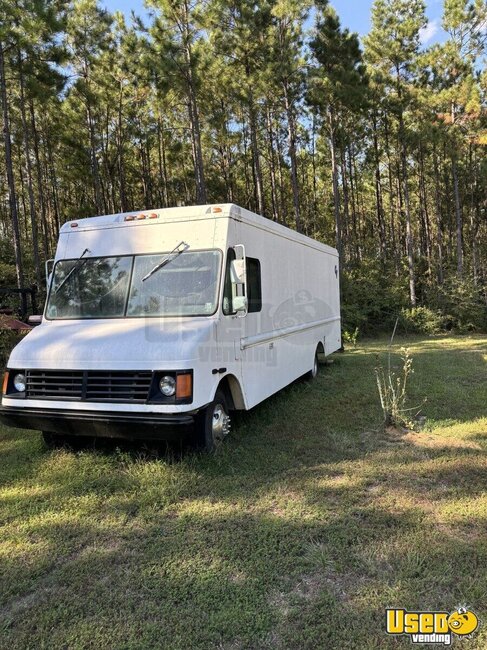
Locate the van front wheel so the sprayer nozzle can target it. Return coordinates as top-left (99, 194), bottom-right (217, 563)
top-left (197, 390), bottom-right (231, 452)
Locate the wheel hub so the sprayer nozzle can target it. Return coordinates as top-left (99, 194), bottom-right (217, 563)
top-left (212, 403), bottom-right (231, 443)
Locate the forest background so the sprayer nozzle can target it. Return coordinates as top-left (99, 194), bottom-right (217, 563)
top-left (0, 0), bottom-right (486, 336)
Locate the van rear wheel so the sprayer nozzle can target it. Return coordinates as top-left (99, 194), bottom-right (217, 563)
top-left (196, 390), bottom-right (231, 453)
top-left (305, 349), bottom-right (319, 381)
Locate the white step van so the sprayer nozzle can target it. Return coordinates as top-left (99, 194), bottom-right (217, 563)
top-left (1, 204), bottom-right (341, 450)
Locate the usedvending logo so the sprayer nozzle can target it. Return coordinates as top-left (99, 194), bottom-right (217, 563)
top-left (386, 606), bottom-right (479, 645)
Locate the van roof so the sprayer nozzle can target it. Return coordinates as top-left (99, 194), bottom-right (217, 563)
top-left (61, 204), bottom-right (338, 257)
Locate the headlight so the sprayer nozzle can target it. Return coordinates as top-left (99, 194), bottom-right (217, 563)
top-left (13, 373), bottom-right (26, 392)
top-left (159, 375), bottom-right (176, 397)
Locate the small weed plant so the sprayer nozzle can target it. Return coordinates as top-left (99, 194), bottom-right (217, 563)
top-left (375, 320), bottom-right (423, 429)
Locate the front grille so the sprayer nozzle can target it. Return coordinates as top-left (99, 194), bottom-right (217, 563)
top-left (25, 370), bottom-right (153, 403)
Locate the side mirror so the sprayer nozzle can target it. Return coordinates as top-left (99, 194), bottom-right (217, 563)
top-left (27, 315), bottom-right (42, 326)
top-left (230, 245), bottom-right (247, 317)
top-left (233, 296), bottom-right (248, 314)
top-left (230, 259), bottom-right (246, 284)
top-left (45, 259), bottom-right (54, 291)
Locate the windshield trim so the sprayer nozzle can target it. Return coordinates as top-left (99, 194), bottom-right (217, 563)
top-left (44, 248), bottom-right (223, 321)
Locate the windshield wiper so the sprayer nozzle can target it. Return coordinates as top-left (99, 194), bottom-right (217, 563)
top-left (142, 241), bottom-right (190, 282)
top-left (54, 248), bottom-right (91, 295)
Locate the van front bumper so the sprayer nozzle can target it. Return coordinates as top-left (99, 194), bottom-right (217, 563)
top-left (0, 405), bottom-right (196, 441)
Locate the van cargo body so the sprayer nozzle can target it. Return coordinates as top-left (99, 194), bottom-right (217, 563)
top-left (1, 204), bottom-right (341, 449)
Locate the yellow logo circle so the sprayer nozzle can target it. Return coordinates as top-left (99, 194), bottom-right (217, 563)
top-left (448, 608), bottom-right (479, 636)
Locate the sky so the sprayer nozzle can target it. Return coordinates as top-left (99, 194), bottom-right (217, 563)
top-left (332, 0), bottom-right (446, 44)
top-left (102, 0), bottom-right (447, 47)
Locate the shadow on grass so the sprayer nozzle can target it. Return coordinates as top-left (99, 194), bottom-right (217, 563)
top-left (1, 491), bottom-right (486, 649)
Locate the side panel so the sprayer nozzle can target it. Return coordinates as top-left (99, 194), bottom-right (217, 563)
top-left (235, 222), bottom-right (340, 410)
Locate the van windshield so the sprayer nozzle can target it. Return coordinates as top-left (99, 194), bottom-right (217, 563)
top-left (46, 250), bottom-right (222, 319)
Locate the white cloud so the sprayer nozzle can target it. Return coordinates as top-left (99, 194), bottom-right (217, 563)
top-left (420, 18), bottom-right (440, 45)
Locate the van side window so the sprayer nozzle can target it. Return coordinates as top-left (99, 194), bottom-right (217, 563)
top-left (246, 257), bottom-right (262, 313)
top-left (222, 248), bottom-right (236, 315)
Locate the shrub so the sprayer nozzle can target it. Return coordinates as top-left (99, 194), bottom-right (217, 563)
top-left (342, 262), bottom-right (487, 336)
top-left (341, 261), bottom-right (409, 335)
top-left (425, 278), bottom-right (487, 333)
top-left (399, 307), bottom-right (444, 335)
top-left (342, 327), bottom-right (359, 348)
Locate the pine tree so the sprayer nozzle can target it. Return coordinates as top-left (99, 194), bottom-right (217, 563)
top-left (364, 0), bottom-right (427, 306)
top-left (149, 0), bottom-right (208, 204)
top-left (66, 0), bottom-right (113, 214)
top-left (267, 0), bottom-right (310, 231)
top-left (309, 4), bottom-right (368, 261)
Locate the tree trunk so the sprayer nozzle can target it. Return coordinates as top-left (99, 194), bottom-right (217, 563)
top-left (118, 86), bottom-right (128, 212)
top-left (340, 145), bottom-right (350, 259)
top-left (398, 105), bottom-right (416, 306)
top-left (0, 40), bottom-right (24, 289)
top-left (46, 132), bottom-right (61, 238)
top-left (247, 85), bottom-right (264, 215)
top-left (433, 144), bottom-right (444, 285)
top-left (372, 111), bottom-right (386, 259)
top-left (452, 155), bottom-right (463, 277)
top-left (86, 99), bottom-right (103, 213)
top-left (18, 48), bottom-right (42, 286)
top-left (328, 106), bottom-right (342, 259)
top-left (470, 144), bottom-right (480, 285)
top-left (265, 103), bottom-right (279, 221)
top-left (311, 112), bottom-right (318, 233)
top-left (283, 79), bottom-right (301, 232)
top-left (241, 111), bottom-right (252, 209)
top-left (156, 117), bottom-right (169, 208)
top-left (186, 79), bottom-right (207, 204)
top-left (347, 143), bottom-right (360, 262)
top-left (29, 99), bottom-right (50, 258)
top-left (274, 127), bottom-right (288, 225)
top-left (182, 8), bottom-right (207, 205)
top-left (384, 114), bottom-right (398, 273)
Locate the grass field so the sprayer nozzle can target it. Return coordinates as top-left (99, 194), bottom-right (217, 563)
top-left (0, 335), bottom-right (486, 649)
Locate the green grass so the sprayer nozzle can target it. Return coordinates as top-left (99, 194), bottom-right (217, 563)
top-left (0, 335), bottom-right (486, 649)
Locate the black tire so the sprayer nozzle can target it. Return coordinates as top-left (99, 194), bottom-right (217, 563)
top-left (305, 348), bottom-right (320, 381)
top-left (42, 431), bottom-right (67, 449)
top-left (195, 389), bottom-right (231, 453)
top-left (42, 431), bottom-right (86, 450)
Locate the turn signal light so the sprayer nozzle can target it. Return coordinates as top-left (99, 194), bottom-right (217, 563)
top-left (176, 373), bottom-right (192, 399)
top-left (2, 371), bottom-right (9, 395)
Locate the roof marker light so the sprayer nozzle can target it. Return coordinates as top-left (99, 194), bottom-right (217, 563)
top-left (71, 222), bottom-right (78, 228)
top-left (137, 214), bottom-right (147, 220)
top-left (149, 213), bottom-right (158, 219)
top-left (212, 207), bottom-right (223, 213)
top-left (124, 216), bottom-right (136, 221)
